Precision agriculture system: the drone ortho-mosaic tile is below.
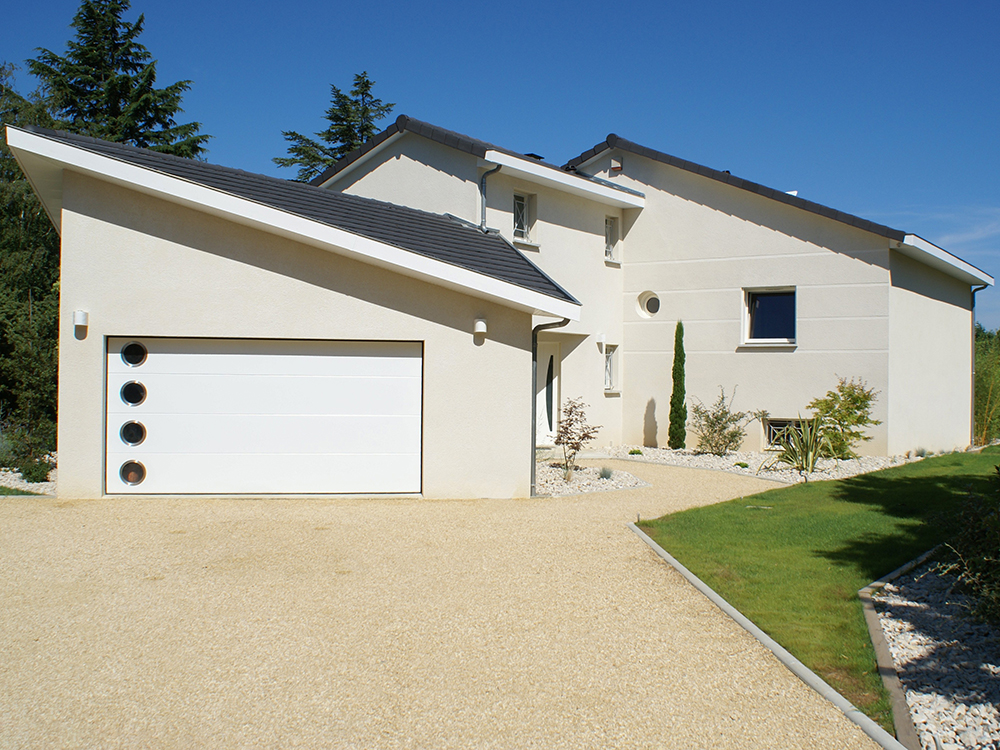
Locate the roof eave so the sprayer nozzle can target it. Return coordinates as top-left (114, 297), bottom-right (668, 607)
top-left (5, 126), bottom-right (581, 320)
top-left (898, 234), bottom-right (994, 287)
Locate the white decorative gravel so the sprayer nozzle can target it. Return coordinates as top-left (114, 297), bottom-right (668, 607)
top-left (606, 445), bottom-right (918, 484)
top-left (535, 461), bottom-right (647, 496)
top-left (873, 564), bottom-right (1000, 750)
top-left (0, 466), bottom-right (56, 495)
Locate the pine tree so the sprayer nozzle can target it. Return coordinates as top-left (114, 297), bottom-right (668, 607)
top-left (0, 65), bottom-right (60, 456)
top-left (667, 321), bottom-right (687, 449)
top-left (27, 0), bottom-right (208, 157)
top-left (274, 71), bottom-right (394, 182)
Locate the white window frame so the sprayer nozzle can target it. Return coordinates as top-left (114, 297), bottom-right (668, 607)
top-left (513, 193), bottom-right (533, 243)
top-left (605, 216), bottom-right (620, 261)
top-left (763, 418), bottom-right (805, 448)
top-left (604, 344), bottom-right (619, 392)
top-left (742, 286), bottom-right (796, 346)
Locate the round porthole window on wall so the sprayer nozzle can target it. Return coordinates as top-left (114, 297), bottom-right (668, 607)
top-left (120, 381), bottom-right (147, 406)
top-left (120, 460), bottom-right (146, 485)
top-left (120, 421), bottom-right (146, 446)
top-left (121, 341), bottom-right (147, 367)
top-left (638, 291), bottom-right (660, 318)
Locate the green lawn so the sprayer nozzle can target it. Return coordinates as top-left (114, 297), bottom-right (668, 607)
top-left (0, 485), bottom-right (39, 495)
top-left (640, 447), bottom-right (1000, 732)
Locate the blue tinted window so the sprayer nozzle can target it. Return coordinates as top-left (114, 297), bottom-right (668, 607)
top-left (749, 291), bottom-right (795, 340)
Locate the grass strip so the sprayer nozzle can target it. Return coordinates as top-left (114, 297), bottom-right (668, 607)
top-left (640, 447), bottom-right (1000, 733)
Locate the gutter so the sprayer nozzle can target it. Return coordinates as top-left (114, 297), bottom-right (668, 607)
top-left (480, 164), bottom-right (501, 231)
top-left (531, 317), bottom-right (570, 495)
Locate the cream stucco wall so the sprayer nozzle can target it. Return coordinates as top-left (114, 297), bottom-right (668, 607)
top-left (887, 251), bottom-right (973, 454)
top-left (590, 151), bottom-right (895, 454)
top-left (58, 172), bottom-right (533, 499)
top-left (335, 135), bottom-right (625, 446)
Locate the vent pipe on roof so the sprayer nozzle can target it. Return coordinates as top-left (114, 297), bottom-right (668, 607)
top-left (479, 164), bottom-right (501, 231)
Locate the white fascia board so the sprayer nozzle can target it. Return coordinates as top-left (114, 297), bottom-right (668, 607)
top-left (6, 127), bottom-right (581, 320)
top-left (482, 150), bottom-right (644, 209)
top-left (312, 130), bottom-right (405, 189)
top-left (900, 234), bottom-right (993, 287)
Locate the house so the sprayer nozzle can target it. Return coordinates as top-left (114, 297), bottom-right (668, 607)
top-left (6, 117), bottom-right (992, 500)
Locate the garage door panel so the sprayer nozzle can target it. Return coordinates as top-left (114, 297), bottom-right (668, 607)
top-left (107, 374), bottom-right (422, 417)
top-left (105, 338), bottom-right (423, 495)
top-left (107, 414), bottom-right (421, 454)
top-left (105, 453), bottom-right (422, 495)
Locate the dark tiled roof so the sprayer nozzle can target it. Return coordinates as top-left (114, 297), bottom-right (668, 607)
top-left (25, 126), bottom-right (578, 306)
top-left (310, 115), bottom-right (643, 198)
top-left (564, 135), bottom-right (907, 242)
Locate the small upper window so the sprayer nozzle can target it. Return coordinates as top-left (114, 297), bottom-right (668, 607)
top-left (746, 289), bottom-right (796, 343)
top-left (513, 194), bottom-right (531, 242)
top-left (605, 217), bottom-right (619, 260)
top-left (604, 344), bottom-right (618, 391)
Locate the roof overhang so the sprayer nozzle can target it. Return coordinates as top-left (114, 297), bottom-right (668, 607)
top-left (898, 234), bottom-right (993, 287)
top-left (480, 150), bottom-right (644, 209)
top-left (313, 130), bottom-right (405, 189)
top-left (6, 126), bottom-right (580, 320)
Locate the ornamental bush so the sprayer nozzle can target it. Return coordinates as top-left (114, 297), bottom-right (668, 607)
top-left (554, 397), bottom-right (601, 471)
top-left (690, 387), bottom-right (753, 456)
top-left (807, 377), bottom-right (880, 459)
top-left (667, 321), bottom-right (687, 449)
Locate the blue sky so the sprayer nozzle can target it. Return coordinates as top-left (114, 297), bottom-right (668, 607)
top-left (4, 0), bottom-right (999, 325)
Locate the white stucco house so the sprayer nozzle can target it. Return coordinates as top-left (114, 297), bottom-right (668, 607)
top-left (6, 117), bottom-right (992, 499)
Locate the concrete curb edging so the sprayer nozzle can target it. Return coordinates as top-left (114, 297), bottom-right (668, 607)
top-left (857, 546), bottom-right (943, 750)
top-left (627, 523), bottom-right (907, 750)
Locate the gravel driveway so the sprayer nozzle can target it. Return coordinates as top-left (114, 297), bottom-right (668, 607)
top-left (1, 460), bottom-right (879, 749)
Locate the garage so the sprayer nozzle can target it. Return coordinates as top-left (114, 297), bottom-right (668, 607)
top-left (105, 337), bottom-right (423, 494)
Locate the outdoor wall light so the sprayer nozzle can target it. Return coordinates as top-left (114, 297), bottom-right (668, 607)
top-left (474, 318), bottom-right (488, 335)
top-left (73, 310), bottom-right (89, 327)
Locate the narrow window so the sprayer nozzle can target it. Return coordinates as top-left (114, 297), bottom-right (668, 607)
top-left (605, 217), bottom-right (619, 260)
top-left (604, 345), bottom-right (618, 391)
top-left (513, 194), bottom-right (530, 241)
top-left (746, 289), bottom-right (796, 342)
top-left (764, 418), bottom-right (804, 448)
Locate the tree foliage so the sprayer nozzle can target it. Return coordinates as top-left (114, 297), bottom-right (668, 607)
top-left (554, 397), bottom-right (600, 472)
top-left (274, 71), bottom-right (394, 182)
top-left (27, 0), bottom-right (208, 157)
top-left (667, 320), bottom-right (686, 449)
top-left (806, 377), bottom-right (880, 459)
top-left (975, 323), bottom-right (1000, 445)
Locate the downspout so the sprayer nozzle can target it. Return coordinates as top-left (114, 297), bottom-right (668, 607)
top-left (971, 283), bottom-right (988, 446)
top-left (531, 317), bottom-right (570, 495)
top-left (479, 164), bottom-right (501, 231)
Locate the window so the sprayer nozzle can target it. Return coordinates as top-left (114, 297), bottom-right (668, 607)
top-left (604, 344), bottom-right (618, 391)
top-left (745, 288), bottom-right (796, 343)
top-left (513, 194), bottom-right (532, 242)
top-left (764, 419), bottom-right (804, 448)
top-left (638, 291), bottom-right (660, 317)
top-left (605, 216), bottom-right (619, 260)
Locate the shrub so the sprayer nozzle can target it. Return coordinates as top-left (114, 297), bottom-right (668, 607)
top-left (599, 467), bottom-right (613, 480)
top-left (975, 324), bottom-right (1000, 445)
top-left (628, 448), bottom-right (643, 455)
top-left (690, 386), bottom-right (755, 456)
top-left (734, 461), bottom-right (749, 469)
top-left (0, 418), bottom-right (53, 471)
top-left (17, 458), bottom-right (50, 483)
top-left (667, 321), bottom-right (687, 449)
top-left (554, 397), bottom-right (601, 472)
top-left (807, 377), bottom-right (881, 459)
top-left (937, 466), bottom-right (1000, 623)
top-left (760, 415), bottom-right (831, 481)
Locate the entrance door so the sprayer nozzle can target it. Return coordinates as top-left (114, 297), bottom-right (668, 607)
top-left (535, 342), bottom-right (560, 446)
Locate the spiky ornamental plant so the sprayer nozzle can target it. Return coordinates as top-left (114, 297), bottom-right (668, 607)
top-left (27, 0), bottom-right (209, 157)
top-left (667, 321), bottom-right (687, 449)
top-left (274, 71), bottom-right (394, 182)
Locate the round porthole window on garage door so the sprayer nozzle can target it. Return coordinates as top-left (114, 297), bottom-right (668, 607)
top-left (120, 421), bottom-right (146, 446)
top-left (638, 291), bottom-right (660, 317)
top-left (120, 381), bottom-right (147, 406)
top-left (121, 341), bottom-right (147, 367)
top-left (120, 460), bottom-right (146, 485)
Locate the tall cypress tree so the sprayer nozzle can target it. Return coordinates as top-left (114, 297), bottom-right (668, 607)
top-left (275, 72), bottom-right (394, 182)
top-left (27, 0), bottom-right (209, 157)
top-left (667, 321), bottom-right (687, 449)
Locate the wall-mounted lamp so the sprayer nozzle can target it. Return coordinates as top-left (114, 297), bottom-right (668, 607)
top-left (73, 310), bottom-right (89, 327)
top-left (474, 318), bottom-right (488, 336)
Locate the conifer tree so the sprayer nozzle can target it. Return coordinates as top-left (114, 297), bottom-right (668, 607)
top-left (667, 321), bottom-right (687, 449)
top-left (275, 72), bottom-right (394, 182)
top-left (27, 0), bottom-right (208, 157)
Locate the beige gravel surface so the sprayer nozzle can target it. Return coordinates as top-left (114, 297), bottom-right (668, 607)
top-left (1, 460), bottom-right (880, 749)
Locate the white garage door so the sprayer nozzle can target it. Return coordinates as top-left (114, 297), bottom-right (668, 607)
top-left (106, 338), bottom-right (422, 494)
